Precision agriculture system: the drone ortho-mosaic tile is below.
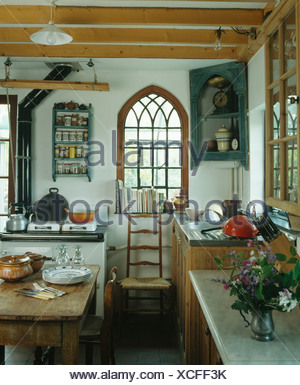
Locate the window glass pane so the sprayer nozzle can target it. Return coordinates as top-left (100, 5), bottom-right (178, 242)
top-left (133, 101), bottom-right (145, 117)
top-left (0, 105), bottom-right (9, 139)
top-left (153, 129), bottom-right (166, 146)
top-left (124, 148), bottom-right (139, 167)
top-left (154, 109), bottom-right (167, 127)
top-left (125, 129), bottom-right (138, 144)
top-left (124, 168), bottom-right (137, 188)
top-left (140, 168), bottom-right (152, 186)
top-left (153, 169), bottom-right (165, 186)
top-left (169, 148), bottom-right (182, 167)
top-left (270, 30), bottom-right (279, 83)
top-left (285, 74), bottom-right (297, 136)
top-left (139, 129), bottom-right (152, 146)
top-left (168, 110), bottom-right (181, 127)
top-left (287, 140), bottom-right (297, 202)
top-left (168, 129), bottom-right (181, 142)
top-left (273, 144), bottom-right (280, 199)
top-left (272, 86), bottom-right (280, 140)
top-left (140, 148), bottom-right (151, 166)
top-left (0, 141), bottom-right (9, 176)
top-left (153, 149), bottom-right (167, 167)
top-left (125, 109), bottom-right (137, 127)
top-left (147, 101), bottom-right (159, 119)
top-left (283, 9), bottom-right (296, 72)
top-left (139, 110), bottom-right (152, 127)
top-left (0, 179), bottom-right (8, 214)
top-left (0, 216), bottom-right (7, 232)
top-left (168, 169), bottom-right (181, 187)
top-left (155, 96), bottom-right (165, 106)
top-left (161, 101), bottom-right (173, 117)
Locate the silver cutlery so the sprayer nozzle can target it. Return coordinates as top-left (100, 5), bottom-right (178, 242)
top-left (34, 282), bottom-right (67, 296)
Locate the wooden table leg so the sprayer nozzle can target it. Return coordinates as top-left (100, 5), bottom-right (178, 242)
top-left (0, 345), bottom-right (4, 365)
top-left (61, 321), bottom-right (80, 365)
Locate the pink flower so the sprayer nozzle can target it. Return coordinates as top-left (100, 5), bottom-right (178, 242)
top-left (224, 283), bottom-right (231, 290)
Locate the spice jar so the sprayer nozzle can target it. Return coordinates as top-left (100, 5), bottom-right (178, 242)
top-left (69, 146), bottom-right (75, 158)
top-left (64, 146), bottom-right (70, 158)
top-left (71, 114), bottom-right (79, 126)
top-left (70, 163), bottom-right (79, 174)
top-left (59, 147), bottom-right (65, 158)
top-left (55, 130), bottom-right (62, 141)
top-left (64, 115), bottom-right (72, 126)
top-left (80, 163), bottom-right (88, 174)
top-left (54, 145), bottom-right (60, 158)
top-left (56, 162), bottom-right (63, 174)
top-left (64, 163), bottom-right (71, 174)
top-left (82, 117), bottom-right (88, 126)
top-left (76, 131), bottom-right (83, 141)
top-left (62, 131), bottom-right (69, 142)
top-left (83, 129), bottom-right (89, 141)
top-left (76, 146), bottom-right (82, 158)
top-left (69, 131), bottom-right (77, 142)
top-left (82, 146), bottom-right (88, 158)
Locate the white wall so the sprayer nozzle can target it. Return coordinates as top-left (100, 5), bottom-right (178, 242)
top-left (0, 57), bottom-right (266, 278)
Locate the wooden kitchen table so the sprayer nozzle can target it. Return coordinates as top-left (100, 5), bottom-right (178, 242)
top-left (0, 265), bottom-right (99, 365)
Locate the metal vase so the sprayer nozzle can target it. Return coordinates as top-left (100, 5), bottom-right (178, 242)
top-left (250, 309), bottom-right (274, 341)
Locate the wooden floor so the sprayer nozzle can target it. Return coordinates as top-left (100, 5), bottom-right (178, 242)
top-left (3, 312), bottom-right (183, 365)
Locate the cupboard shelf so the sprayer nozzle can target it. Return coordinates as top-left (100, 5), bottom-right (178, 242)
top-left (52, 103), bottom-right (92, 182)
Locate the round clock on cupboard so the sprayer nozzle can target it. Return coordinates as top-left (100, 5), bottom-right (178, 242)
top-left (213, 90), bottom-right (231, 113)
top-left (231, 138), bottom-right (239, 150)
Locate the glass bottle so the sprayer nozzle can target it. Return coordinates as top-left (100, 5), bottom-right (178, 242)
top-left (73, 245), bottom-right (85, 265)
top-left (55, 244), bottom-right (71, 266)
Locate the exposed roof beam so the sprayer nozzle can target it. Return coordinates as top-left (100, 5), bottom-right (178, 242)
top-left (0, 43), bottom-right (237, 60)
top-left (0, 6), bottom-right (264, 27)
top-left (0, 27), bottom-right (248, 45)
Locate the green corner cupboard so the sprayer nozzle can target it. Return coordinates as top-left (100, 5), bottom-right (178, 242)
top-left (189, 62), bottom-right (248, 170)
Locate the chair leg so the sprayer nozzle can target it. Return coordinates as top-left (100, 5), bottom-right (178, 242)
top-left (85, 342), bottom-right (94, 365)
top-left (48, 347), bottom-right (55, 365)
top-left (160, 290), bottom-right (163, 319)
top-left (34, 346), bottom-right (43, 365)
top-left (0, 345), bottom-right (4, 365)
top-left (169, 285), bottom-right (173, 329)
top-left (119, 285), bottom-right (123, 335)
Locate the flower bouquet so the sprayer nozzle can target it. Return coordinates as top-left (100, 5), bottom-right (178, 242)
top-left (213, 241), bottom-right (300, 340)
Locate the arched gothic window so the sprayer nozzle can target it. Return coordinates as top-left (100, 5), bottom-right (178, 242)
top-left (117, 85), bottom-right (188, 204)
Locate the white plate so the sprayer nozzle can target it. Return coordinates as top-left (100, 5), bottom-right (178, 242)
top-left (42, 266), bottom-right (92, 285)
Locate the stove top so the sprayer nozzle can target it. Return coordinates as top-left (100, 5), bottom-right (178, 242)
top-left (1, 224), bottom-right (106, 242)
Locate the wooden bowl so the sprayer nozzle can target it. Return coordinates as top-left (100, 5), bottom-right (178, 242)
top-left (24, 252), bottom-right (46, 273)
top-left (0, 255), bottom-right (33, 282)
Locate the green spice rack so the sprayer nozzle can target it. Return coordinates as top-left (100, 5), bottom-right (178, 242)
top-left (52, 103), bottom-right (92, 182)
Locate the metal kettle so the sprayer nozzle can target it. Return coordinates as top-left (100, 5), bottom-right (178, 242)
top-left (6, 203), bottom-right (29, 232)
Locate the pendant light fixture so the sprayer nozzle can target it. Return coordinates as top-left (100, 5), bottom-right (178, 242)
top-left (30, 0), bottom-right (72, 46)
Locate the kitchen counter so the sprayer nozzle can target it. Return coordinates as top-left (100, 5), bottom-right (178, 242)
top-left (189, 270), bottom-right (300, 365)
top-left (174, 213), bottom-right (251, 246)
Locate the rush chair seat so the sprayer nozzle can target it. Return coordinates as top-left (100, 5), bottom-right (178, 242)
top-left (119, 213), bottom-right (173, 328)
top-left (79, 266), bottom-right (117, 365)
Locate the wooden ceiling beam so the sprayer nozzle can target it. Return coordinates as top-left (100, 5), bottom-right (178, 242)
top-left (0, 6), bottom-right (264, 27)
top-left (0, 27), bottom-right (248, 45)
top-left (0, 43), bottom-right (237, 60)
top-left (0, 79), bottom-right (110, 91)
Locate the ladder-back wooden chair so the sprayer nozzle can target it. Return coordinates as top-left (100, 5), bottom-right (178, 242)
top-left (119, 213), bottom-right (173, 327)
top-left (79, 266), bottom-right (117, 365)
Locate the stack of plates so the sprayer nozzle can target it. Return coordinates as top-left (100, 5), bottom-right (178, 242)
top-left (42, 266), bottom-right (92, 285)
